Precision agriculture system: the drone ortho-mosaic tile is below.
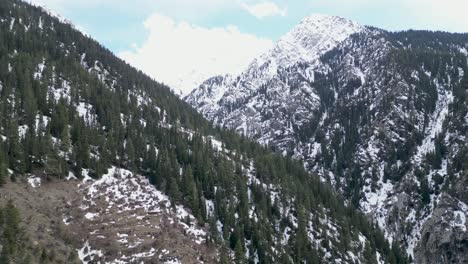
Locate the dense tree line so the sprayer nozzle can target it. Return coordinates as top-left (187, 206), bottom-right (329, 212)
top-left (0, 0), bottom-right (410, 262)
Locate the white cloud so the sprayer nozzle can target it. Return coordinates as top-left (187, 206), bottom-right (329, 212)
top-left (27, 0), bottom-right (235, 20)
top-left (402, 0), bottom-right (468, 33)
top-left (241, 1), bottom-right (287, 19)
top-left (119, 13), bottom-right (273, 96)
top-left (310, 0), bottom-right (468, 33)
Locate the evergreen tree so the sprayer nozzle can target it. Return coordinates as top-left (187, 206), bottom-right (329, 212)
top-left (234, 238), bottom-right (246, 264)
top-left (420, 178), bottom-right (431, 205)
top-left (168, 176), bottom-right (182, 203)
top-left (0, 149), bottom-right (7, 186)
top-left (218, 246), bottom-right (230, 264)
top-left (1, 200), bottom-right (21, 261)
top-left (364, 241), bottom-right (378, 264)
top-left (294, 206), bottom-right (309, 262)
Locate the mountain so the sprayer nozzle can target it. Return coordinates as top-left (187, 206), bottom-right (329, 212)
top-left (0, 1), bottom-right (410, 263)
top-left (186, 14), bottom-right (363, 122)
top-left (186, 14), bottom-right (468, 263)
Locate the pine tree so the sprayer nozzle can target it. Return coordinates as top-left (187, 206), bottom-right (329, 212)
top-left (2, 200), bottom-right (21, 259)
top-left (8, 120), bottom-right (25, 175)
top-left (0, 149), bottom-right (7, 186)
top-left (364, 241), bottom-right (378, 264)
top-left (294, 206), bottom-right (309, 262)
top-left (420, 178), bottom-right (430, 205)
top-left (218, 246), bottom-right (230, 264)
top-left (155, 147), bottom-right (173, 190)
top-left (279, 251), bottom-right (293, 264)
top-left (234, 238), bottom-right (246, 264)
top-left (167, 176), bottom-right (182, 203)
top-left (50, 100), bottom-right (68, 139)
top-left (182, 167), bottom-right (200, 217)
top-left (126, 137), bottom-right (136, 169)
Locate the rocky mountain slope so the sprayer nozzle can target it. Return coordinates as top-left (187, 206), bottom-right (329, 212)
top-left (0, 1), bottom-right (409, 263)
top-left (186, 14), bottom-right (468, 263)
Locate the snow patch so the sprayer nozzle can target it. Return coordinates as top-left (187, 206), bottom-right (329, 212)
top-left (27, 176), bottom-right (41, 188)
top-left (452, 211), bottom-right (466, 232)
top-left (84, 212), bottom-right (99, 220)
top-left (77, 241), bottom-right (103, 264)
top-left (65, 171), bottom-right (77, 181)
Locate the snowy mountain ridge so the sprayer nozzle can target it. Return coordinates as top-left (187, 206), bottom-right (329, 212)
top-left (186, 14), bottom-right (364, 124)
top-left (261, 13), bottom-right (363, 69)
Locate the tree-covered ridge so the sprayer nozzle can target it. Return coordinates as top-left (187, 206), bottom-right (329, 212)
top-left (0, 0), bottom-right (409, 262)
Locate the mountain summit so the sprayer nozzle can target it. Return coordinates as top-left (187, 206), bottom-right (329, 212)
top-left (262, 13), bottom-right (363, 67)
top-left (185, 14), bottom-right (364, 124)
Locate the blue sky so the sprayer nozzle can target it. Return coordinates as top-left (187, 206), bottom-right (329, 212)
top-left (28, 0), bottom-right (468, 94)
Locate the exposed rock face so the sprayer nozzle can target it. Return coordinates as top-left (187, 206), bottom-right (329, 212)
top-left (415, 194), bottom-right (468, 264)
top-left (186, 15), bottom-right (468, 262)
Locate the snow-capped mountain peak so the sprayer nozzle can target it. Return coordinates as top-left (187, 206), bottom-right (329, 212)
top-left (186, 14), bottom-right (364, 117)
top-left (256, 13), bottom-right (363, 68)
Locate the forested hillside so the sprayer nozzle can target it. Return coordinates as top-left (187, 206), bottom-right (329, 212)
top-left (0, 0), bottom-right (411, 263)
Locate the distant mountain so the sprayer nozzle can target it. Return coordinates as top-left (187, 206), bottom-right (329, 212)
top-left (0, 1), bottom-right (408, 263)
top-left (186, 14), bottom-right (363, 122)
top-left (186, 14), bottom-right (468, 263)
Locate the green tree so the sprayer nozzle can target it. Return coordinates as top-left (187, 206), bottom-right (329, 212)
top-left (364, 241), bottom-right (378, 264)
top-left (234, 238), bottom-right (246, 264)
top-left (420, 178), bottom-right (431, 205)
top-left (1, 200), bottom-right (21, 261)
top-left (0, 149), bottom-right (7, 186)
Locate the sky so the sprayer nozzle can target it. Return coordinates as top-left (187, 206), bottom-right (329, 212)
top-left (27, 0), bottom-right (468, 95)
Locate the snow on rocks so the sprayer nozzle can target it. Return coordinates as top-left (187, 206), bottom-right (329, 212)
top-left (33, 58), bottom-right (46, 80)
top-left (84, 212), bottom-right (99, 220)
top-left (27, 176), bottom-right (41, 188)
top-left (51, 79), bottom-right (72, 102)
top-left (413, 89), bottom-right (453, 163)
top-left (459, 47), bottom-right (468, 56)
top-left (62, 216), bottom-right (71, 226)
top-left (208, 136), bottom-right (223, 151)
top-left (18, 124), bottom-right (28, 139)
top-left (452, 211), bottom-right (467, 232)
top-left (361, 163), bottom-right (395, 239)
top-left (164, 258), bottom-right (182, 264)
top-left (65, 171), bottom-right (77, 181)
top-left (77, 240), bottom-right (103, 264)
top-left (81, 169), bottom-right (93, 183)
top-left (452, 201), bottom-right (468, 232)
top-left (76, 102), bottom-right (96, 124)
